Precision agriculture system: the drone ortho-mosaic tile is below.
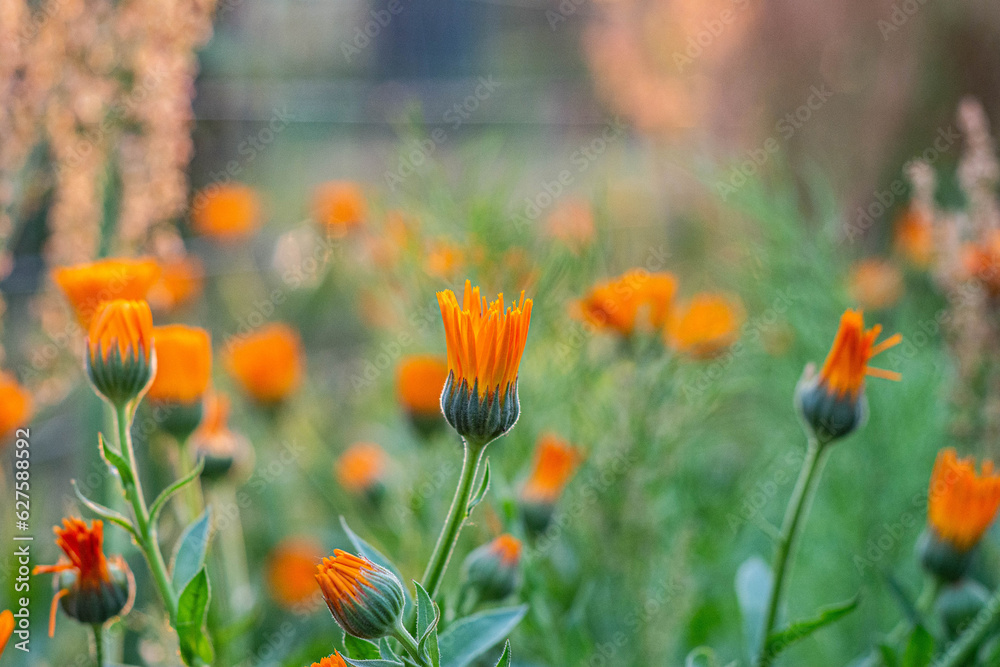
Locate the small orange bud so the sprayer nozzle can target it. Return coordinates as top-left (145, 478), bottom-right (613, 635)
top-left (315, 550), bottom-right (405, 639)
top-left (86, 300), bottom-right (155, 406)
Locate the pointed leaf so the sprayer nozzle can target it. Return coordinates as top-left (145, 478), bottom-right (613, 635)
top-left (98, 433), bottom-right (134, 487)
top-left (379, 638), bottom-right (402, 662)
top-left (468, 459), bottom-right (491, 512)
top-left (346, 635), bottom-right (381, 660)
top-left (414, 581), bottom-right (441, 650)
top-left (72, 480), bottom-right (136, 538)
top-left (176, 567), bottom-right (214, 665)
top-left (902, 625), bottom-right (934, 667)
top-left (493, 641), bottom-right (511, 667)
top-left (171, 510), bottom-right (212, 592)
top-left (341, 516), bottom-right (412, 611)
top-left (438, 605), bottom-right (528, 667)
top-left (149, 457), bottom-right (205, 522)
top-left (764, 595), bottom-right (860, 659)
top-left (735, 556), bottom-right (772, 659)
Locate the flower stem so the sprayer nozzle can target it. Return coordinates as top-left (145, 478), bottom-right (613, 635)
top-left (92, 624), bottom-right (105, 667)
top-left (420, 438), bottom-right (486, 598)
top-left (757, 437), bottom-right (828, 667)
top-left (393, 621), bottom-right (430, 667)
top-left (937, 584), bottom-right (1000, 667)
top-left (113, 403), bottom-right (179, 623)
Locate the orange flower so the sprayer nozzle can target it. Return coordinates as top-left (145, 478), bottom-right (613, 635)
top-left (266, 537), bottom-right (324, 610)
top-left (308, 654), bottom-right (348, 667)
top-left (148, 255), bottom-right (204, 312)
top-left (335, 442), bottom-right (387, 494)
top-left (666, 293), bottom-right (743, 358)
top-left (521, 434), bottom-right (582, 504)
top-left (577, 270), bottom-right (677, 336)
top-left (0, 610), bottom-right (12, 658)
top-left (963, 230), bottom-right (1000, 294)
top-left (894, 206), bottom-right (934, 268)
top-left (425, 240), bottom-right (464, 280)
top-left (147, 325), bottom-right (212, 404)
top-left (545, 198), bottom-right (595, 252)
top-left (0, 372), bottom-right (32, 442)
top-left (192, 183), bottom-right (262, 242)
top-left (313, 181), bottom-right (367, 237)
top-left (225, 323), bottom-right (304, 404)
top-left (52, 257), bottom-right (161, 327)
top-left (86, 300), bottom-right (155, 405)
top-left (438, 280), bottom-right (532, 402)
top-left (847, 259), bottom-right (903, 311)
top-left (928, 448), bottom-right (1000, 552)
top-left (314, 550), bottom-right (405, 639)
top-left (397, 355), bottom-right (449, 417)
top-left (490, 534), bottom-right (523, 566)
top-left (814, 309), bottom-right (901, 399)
top-left (34, 519), bottom-right (133, 636)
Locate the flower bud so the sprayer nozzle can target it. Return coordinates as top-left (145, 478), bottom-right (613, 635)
top-left (935, 579), bottom-right (990, 639)
top-left (307, 653), bottom-right (348, 667)
top-left (335, 443), bottom-right (387, 506)
top-left (85, 300), bottom-right (155, 407)
top-left (917, 529), bottom-right (975, 583)
top-left (519, 434), bottom-right (582, 536)
top-left (461, 534), bottom-right (522, 602)
top-left (441, 373), bottom-right (519, 446)
top-left (314, 550), bottom-right (404, 639)
top-left (190, 393), bottom-right (254, 483)
top-left (34, 519), bottom-right (134, 635)
top-left (146, 325), bottom-right (212, 441)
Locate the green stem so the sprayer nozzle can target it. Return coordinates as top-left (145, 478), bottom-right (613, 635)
top-left (175, 437), bottom-right (204, 521)
top-left (757, 438), bottom-right (828, 667)
top-left (393, 621), bottom-right (430, 667)
top-left (420, 438), bottom-right (486, 598)
top-left (937, 585), bottom-right (1000, 667)
top-left (114, 403), bottom-right (179, 623)
top-left (92, 624), bottom-right (105, 667)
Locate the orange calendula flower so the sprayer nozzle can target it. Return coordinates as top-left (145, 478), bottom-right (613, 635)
top-left (0, 372), bottom-right (32, 443)
top-left (225, 323), bottom-right (304, 405)
top-left (315, 550), bottom-right (405, 639)
top-left (847, 259), bottom-right (903, 311)
top-left (577, 270), bottom-right (677, 337)
top-left (928, 449), bottom-right (1000, 552)
top-left (313, 181), bottom-right (367, 237)
top-left (335, 442), bottom-right (387, 496)
top-left (192, 183), bottom-right (262, 242)
top-left (34, 519), bottom-right (134, 636)
top-left (148, 255), bottom-right (204, 312)
top-left (308, 653), bottom-right (349, 667)
top-left (86, 300), bottom-right (155, 406)
top-left (521, 434), bottom-right (582, 505)
top-left (52, 257), bottom-right (161, 327)
top-left (0, 610), bottom-right (12, 657)
top-left (963, 229), bottom-right (1000, 295)
top-left (666, 293), bottom-right (743, 358)
top-left (397, 355), bottom-right (449, 417)
top-left (191, 392), bottom-right (253, 481)
top-left (267, 537), bottom-right (325, 611)
top-left (462, 534), bottom-right (523, 601)
top-left (438, 280), bottom-right (532, 444)
top-left (148, 325), bottom-right (212, 404)
top-left (894, 206), bottom-right (934, 268)
top-left (425, 240), bottom-right (465, 280)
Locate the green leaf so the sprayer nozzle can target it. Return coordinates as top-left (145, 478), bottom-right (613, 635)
top-left (763, 595), bottom-right (860, 659)
top-left (438, 605), bottom-right (528, 667)
top-left (414, 581), bottom-right (441, 653)
top-left (176, 567), bottom-right (214, 665)
top-left (902, 625), bottom-right (934, 667)
top-left (427, 626), bottom-right (440, 667)
top-left (879, 643), bottom-right (900, 667)
top-left (341, 659), bottom-right (403, 667)
top-left (171, 510), bottom-right (212, 592)
top-left (492, 641), bottom-right (511, 667)
top-left (735, 556), bottom-right (772, 659)
top-left (378, 638), bottom-right (402, 662)
top-left (467, 459), bottom-right (491, 512)
top-left (149, 457), bottom-right (205, 523)
top-left (72, 480), bottom-right (137, 539)
top-left (340, 517), bottom-right (412, 611)
top-left (684, 646), bottom-right (719, 667)
top-left (98, 433), bottom-right (134, 487)
top-left (345, 635), bottom-right (381, 660)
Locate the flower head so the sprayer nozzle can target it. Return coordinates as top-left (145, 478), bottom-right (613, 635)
top-left (928, 449), bottom-right (1000, 552)
top-left (34, 519), bottom-right (134, 636)
top-left (315, 549), bottom-right (405, 639)
top-left (0, 372), bottom-right (32, 443)
top-left (148, 255), bottom-right (204, 312)
top-left (0, 610), bottom-right (12, 658)
top-left (520, 434), bottom-right (582, 534)
top-left (336, 442), bottom-right (387, 501)
top-left (225, 323), bottom-right (304, 405)
top-left (191, 392), bottom-right (253, 481)
top-left (266, 537), bottom-right (324, 611)
top-left (192, 183), bottom-right (262, 242)
top-left (666, 293), bottom-right (743, 358)
top-left (312, 181), bottom-right (367, 237)
top-left (577, 270), bottom-right (677, 337)
top-left (847, 259), bottom-right (904, 311)
top-left (397, 355), bottom-right (449, 418)
top-left (86, 299), bottom-right (155, 406)
top-left (52, 257), bottom-right (160, 327)
top-left (894, 206), bottom-right (934, 268)
top-left (963, 230), bottom-right (1000, 295)
top-left (307, 654), bottom-right (348, 667)
top-left (796, 309), bottom-right (901, 443)
top-left (148, 325), bottom-right (212, 404)
top-left (461, 534), bottom-right (523, 602)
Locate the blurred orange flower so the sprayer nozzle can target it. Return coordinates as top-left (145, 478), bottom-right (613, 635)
top-left (0, 372), bottom-right (32, 443)
top-left (52, 257), bottom-right (161, 327)
top-left (963, 230), bottom-right (1000, 294)
top-left (147, 325), bottom-right (212, 404)
top-left (266, 537), bottom-right (324, 610)
top-left (192, 183), bottom-right (262, 242)
top-left (225, 323), bottom-right (304, 405)
top-left (335, 442), bottom-right (387, 494)
top-left (148, 256), bottom-right (204, 312)
top-left (815, 309), bottom-right (901, 400)
top-left (928, 448), bottom-right (1000, 552)
top-left (308, 654), bottom-right (348, 667)
top-left (666, 293), bottom-right (744, 358)
top-left (0, 610), bottom-right (11, 657)
top-left (848, 259), bottom-right (903, 311)
top-left (425, 240), bottom-right (464, 280)
top-left (545, 198), bottom-right (595, 252)
top-left (577, 270), bottom-right (677, 337)
top-left (894, 206), bottom-right (934, 268)
top-left (521, 433), bottom-right (582, 505)
top-left (191, 392), bottom-right (253, 480)
top-left (313, 181), bottom-right (367, 237)
top-left (397, 355), bottom-right (449, 417)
